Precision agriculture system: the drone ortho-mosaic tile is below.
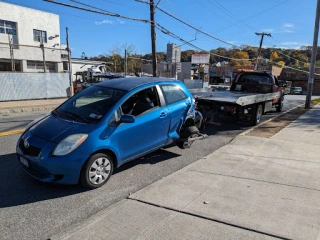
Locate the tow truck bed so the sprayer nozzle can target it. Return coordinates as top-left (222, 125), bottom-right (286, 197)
top-left (190, 89), bottom-right (281, 106)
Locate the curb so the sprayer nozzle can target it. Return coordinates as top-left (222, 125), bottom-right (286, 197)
top-left (239, 103), bottom-right (304, 136)
top-left (0, 105), bottom-right (57, 114)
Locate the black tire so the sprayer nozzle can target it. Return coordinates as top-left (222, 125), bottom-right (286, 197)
top-left (180, 126), bottom-right (199, 138)
top-left (177, 134), bottom-right (198, 149)
top-left (252, 104), bottom-right (263, 126)
top-left (177, 126), bottom-right (200, 149)
top-left (80, 153), bottom-right (114, 189)
top-left (276, 95), bottom-right (284, 112)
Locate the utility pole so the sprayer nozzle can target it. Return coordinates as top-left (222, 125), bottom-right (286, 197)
top-left (40, 31), bottom-right (47, 73)
top-left (8, 33), bottom-right (15, 72)
top-left (255, 32), bottom-right (271, 70)
top-left (66, 27), bottom-right (73, 97)
top-left (175, 49), bottom-right (177, 79)
top-left (140, 58), bottom-right (143, 76)
top-left (305, 0), bottom-right (320, 109)
top-left (114, 60), bottom-right (117, 73)
top-left (124, 49), bottom-right (127, 76)
top-left (150, 0), bottom-right (157, 77)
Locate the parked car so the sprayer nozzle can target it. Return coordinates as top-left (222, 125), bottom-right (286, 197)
top-left (290, 87), bottom-right (303, 95)
top-left (17, 78), bottom-right (203, 189)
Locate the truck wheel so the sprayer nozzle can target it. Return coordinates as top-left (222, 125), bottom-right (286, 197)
top-left (276, 96), bottom-right (284, 112)
top-left (252, 104), bottom-right (263, 126)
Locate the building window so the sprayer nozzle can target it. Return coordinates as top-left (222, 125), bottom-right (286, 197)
top-left (33, 29), bottom-right (47, 43)
top-left (0, 20), bottom-right (17, 35)
top-left (27, 61), bottom-right (56, 71)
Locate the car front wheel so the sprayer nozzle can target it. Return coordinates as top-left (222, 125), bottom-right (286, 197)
top-left (80, 153), bottom-right (114, 189)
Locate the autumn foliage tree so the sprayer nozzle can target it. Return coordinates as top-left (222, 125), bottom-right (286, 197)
top-left (230, 51), bottom-right (251, 66)
top-left (270, 51), bottom-right (279, 62)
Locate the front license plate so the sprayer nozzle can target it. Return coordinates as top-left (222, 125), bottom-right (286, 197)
top-left (20, 156), bottom-right (29, 168)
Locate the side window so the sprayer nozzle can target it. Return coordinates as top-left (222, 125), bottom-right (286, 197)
top-left (121, 87), bottom-right (160, 117)
top-left (160, 85), bottom-right (188, 105)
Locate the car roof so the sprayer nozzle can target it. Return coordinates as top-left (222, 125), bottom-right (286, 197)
top-left (95, 77), bottom-right (181, 91)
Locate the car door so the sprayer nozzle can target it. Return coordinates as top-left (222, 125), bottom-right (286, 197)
top-left (159, 84), bottom-right (192, 140)
top-left (111, 86), bottom-right (171, 162)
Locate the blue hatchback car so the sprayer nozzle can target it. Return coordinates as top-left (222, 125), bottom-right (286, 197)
top-left (17, 77), bottom-right (201, 189)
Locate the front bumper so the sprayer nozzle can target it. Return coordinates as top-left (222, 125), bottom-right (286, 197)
top-left (17, 132), bottom-right (90, 185)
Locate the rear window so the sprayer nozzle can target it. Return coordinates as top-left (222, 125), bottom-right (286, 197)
top-left (237, 74), bottom-right (273, 84)
top-left (231, 74), bottom-right (273, 93)
top-left (160, 85), bottom-right (188, 105)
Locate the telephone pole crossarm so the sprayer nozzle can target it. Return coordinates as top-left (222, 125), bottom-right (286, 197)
top-left (254, 32), bottom-right (272, 70)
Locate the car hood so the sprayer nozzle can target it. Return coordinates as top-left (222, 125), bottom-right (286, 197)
top-left (29, 114), bottom-right (94, 143)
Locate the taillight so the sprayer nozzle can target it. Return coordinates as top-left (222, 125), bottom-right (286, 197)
top-left (226, 106), bottom-right (236, 113)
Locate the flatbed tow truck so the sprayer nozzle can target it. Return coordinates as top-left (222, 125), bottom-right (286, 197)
top-left (191, 71), bottom-right (285, 126)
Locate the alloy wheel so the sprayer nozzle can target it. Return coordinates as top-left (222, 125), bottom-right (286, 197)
top-left (88, 157), bottom-right (111, 185)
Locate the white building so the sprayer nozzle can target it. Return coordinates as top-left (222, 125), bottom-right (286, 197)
top-left (166, 43), bottom-right (181, 63)
top-left (0, 2), bottom-right (68, 72)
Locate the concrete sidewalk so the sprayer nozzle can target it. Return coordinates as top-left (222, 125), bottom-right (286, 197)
top-left (0, 98), bottom-right (67, 114)
top-left (50, 105), bottom-right (320, 240)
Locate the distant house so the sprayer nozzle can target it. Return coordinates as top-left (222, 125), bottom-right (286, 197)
top-left (279, 68), bottom-right (320, 94)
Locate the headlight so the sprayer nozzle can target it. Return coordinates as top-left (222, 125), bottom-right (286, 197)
top-left (53, 134), bottom-right (88, 156)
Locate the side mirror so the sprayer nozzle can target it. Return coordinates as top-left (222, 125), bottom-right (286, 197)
top-left (120, 114), bottom-right (135, 124)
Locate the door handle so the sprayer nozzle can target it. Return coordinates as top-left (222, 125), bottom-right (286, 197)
top-left (160, 112), bottom-right (167, 118)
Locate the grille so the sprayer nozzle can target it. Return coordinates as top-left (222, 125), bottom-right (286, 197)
top-left (19, 139), bottom-right (41, 157)
top-left (21, 164), bottom-right (44, 178)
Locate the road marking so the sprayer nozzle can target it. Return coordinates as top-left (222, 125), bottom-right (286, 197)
top-left (0, 129), bottom-right (24, 137)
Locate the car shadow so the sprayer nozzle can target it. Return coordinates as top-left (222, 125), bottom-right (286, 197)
top-left (114, 149), bottom-right (180, 174)
top-left (0, 148), bottom-right (181, 208)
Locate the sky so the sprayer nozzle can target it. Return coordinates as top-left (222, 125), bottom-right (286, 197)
top-left (2, 0), bottom-right (318, 58)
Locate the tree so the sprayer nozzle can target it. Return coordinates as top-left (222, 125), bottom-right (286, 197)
top-left (230, 51), bottom-right (251, 66)
top-left (275, 61), bottom-right (285, 68)
top-left (270, 51), bottom-right (279, 62)
top-left (109, 43), bottom-right (139, 73)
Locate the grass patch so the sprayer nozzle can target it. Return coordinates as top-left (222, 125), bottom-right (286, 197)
top-left (312, 98), bottom-right (320, 105)
top-left (247, 99), bottom-right (320, 138)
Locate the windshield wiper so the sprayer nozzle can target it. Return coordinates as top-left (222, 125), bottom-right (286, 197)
top-left (59, 109), bottom-right (91, 123)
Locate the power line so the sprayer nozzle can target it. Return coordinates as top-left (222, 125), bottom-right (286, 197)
top-left (44, 0), bottom-right (150, 23)
top-left (155, 23), bottom-right (252, 61)
top-left (212, 0), bottom-right (290, 34)
top-left (206, 0), bottom-right (256, 32)
top-left (2, 0), bottom-right (109, 23)
top-left (70, 0), bottom-right (118, 15)
top-left (154, 0), bottom-right (163, 8)
top-left (98, 0), bottom-right (138, 9)
top-left (135, 0), bottom-right (238, 47)
top-left (193, 0), bottom-right (234, 25)
top-left (155, 23), bottom-right (320, 77)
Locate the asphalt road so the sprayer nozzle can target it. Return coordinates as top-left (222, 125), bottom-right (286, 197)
top-left (0, 95), bottom-right (312, 240)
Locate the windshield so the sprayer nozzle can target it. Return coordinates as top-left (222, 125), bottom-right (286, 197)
top-left (292, 87), bottom-right (302, 90)
top-left (53, 86), bottom-right (126, 123)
